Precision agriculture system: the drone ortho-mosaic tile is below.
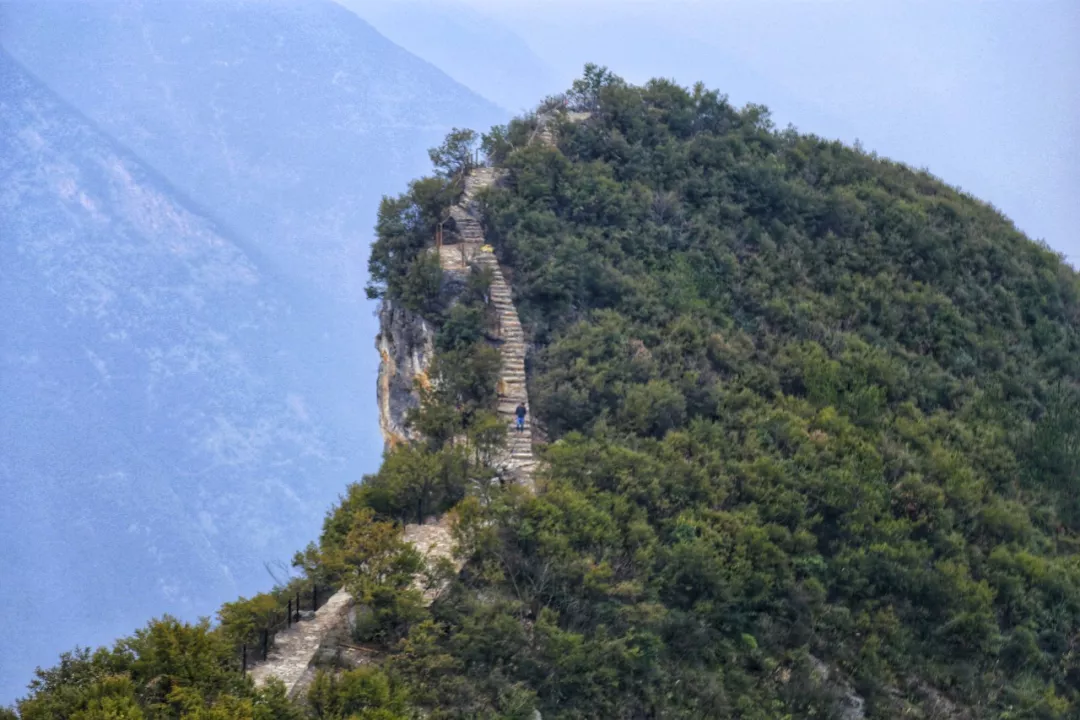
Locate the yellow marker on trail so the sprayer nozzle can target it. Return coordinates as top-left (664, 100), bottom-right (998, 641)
top-left (481, 244), bottom-right (494, 252)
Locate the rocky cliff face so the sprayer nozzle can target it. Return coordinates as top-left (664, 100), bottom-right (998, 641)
top-left (375, 299), bottom-right (436, 448)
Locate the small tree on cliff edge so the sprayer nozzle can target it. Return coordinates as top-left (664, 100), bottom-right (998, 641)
top-left (428, 128), bottom-right (479, 178)
top-left (568, 63), bottom-right (622, 112)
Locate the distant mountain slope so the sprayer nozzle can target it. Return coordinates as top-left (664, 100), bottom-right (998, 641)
top-left (0, 49), bottom-right (310, 697)
top-left (0, 0), bottom-right (505, 299)
top-left (339, 0), bottom-right (559, 113)
top-left (0, 0), bottom-right (504, 703)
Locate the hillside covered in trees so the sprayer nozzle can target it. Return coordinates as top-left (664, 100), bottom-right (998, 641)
top-left (8, 67), bottom-right (1080, 720)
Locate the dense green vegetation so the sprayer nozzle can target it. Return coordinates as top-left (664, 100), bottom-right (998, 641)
top-left (10, 67), bottom-right (1080, 720)
top-left (370, 65), bottom-right (1080, 718)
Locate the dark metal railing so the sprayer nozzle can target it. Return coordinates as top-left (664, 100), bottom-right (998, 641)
top-left (237, 582), bottom-right (336, 674)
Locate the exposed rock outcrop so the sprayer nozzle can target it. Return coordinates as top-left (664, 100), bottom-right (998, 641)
top-left (375, 298), bottom-right (436, 448)
top-left (809, 655), bottom-right (866, 720)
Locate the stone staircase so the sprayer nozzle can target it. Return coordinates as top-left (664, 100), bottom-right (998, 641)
top-left (251, 111), bottom-right (587, 696)
top-left (440, 166), bottom-right (536, 489)
top-left (436, 111), bottom-right (590, 486)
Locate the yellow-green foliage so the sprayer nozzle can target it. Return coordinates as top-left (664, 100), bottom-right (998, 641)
top-left (10, 618), bottom-right (301, 720)
top-left (306, 667), bottom-right (408, 720)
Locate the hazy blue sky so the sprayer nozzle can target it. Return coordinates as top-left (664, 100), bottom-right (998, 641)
top-left (448, 0), bottom-right (1078, 264)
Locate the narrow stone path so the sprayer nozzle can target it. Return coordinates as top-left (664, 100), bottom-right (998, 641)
top-left (440, 166), bottom-right (536, 488)
top-left (249, 589), bottom-right (352, 696)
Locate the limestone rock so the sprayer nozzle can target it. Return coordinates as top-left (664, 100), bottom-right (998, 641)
top-left (375, 299), bottom-right (436, 449)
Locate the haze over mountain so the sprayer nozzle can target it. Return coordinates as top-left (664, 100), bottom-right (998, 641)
top-left (340, 0), bottom-right (559, 114)
top-left (0, 0), bottom-right (502, 702)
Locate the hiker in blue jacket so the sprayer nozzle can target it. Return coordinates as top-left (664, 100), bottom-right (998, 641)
top-left (515, 403), bottom-right (527, 432)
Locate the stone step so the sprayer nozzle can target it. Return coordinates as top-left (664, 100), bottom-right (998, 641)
top-left (452, 169), bottom-right (537, 487)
